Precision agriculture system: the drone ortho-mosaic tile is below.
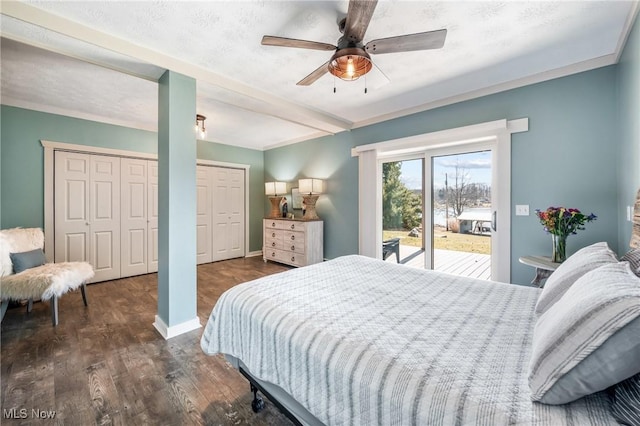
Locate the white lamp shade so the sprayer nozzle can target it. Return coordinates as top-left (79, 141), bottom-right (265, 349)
top-left (299, 178), bottom-right (324, 194)
top-left (265, 181), bottom-right (287, 195)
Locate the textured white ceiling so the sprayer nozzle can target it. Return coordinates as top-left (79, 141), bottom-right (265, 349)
top-left (0, 1), bottom-right (637, 150)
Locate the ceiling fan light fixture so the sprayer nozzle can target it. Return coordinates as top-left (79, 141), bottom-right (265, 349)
top-left (328, 48), bottom-right (372, 81)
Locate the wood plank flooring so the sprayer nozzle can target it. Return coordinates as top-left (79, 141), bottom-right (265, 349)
top-left (1, 257), bottom-right (294, 425)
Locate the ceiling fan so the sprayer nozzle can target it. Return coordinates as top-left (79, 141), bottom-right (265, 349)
top-left (261, 0), bottom-right (447, 88)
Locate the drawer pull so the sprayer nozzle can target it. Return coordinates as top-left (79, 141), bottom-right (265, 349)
top-left (271, 252), bottom-right (276, 257)
top-left (291, 256), bottom-right (295, 262)
top-left (291, 245), bottom-right (295, 251)
top-left (290, 235), bottom-right (295, 241)
top-left (272, 232), bottom-right (276, 238)
top-left (290, 224), bottom-right (295, 230)
top-left (272, 242), bottom-right (276, 247)
top-left (271, 222), bottom-right (276, 227)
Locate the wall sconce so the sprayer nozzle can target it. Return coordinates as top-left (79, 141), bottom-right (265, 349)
top-left (299, 178), bottom-right (324, 220)
top-left (265, 181), bottom-right (287, 219)
top-left (195, 114), bottom-right (207, 139)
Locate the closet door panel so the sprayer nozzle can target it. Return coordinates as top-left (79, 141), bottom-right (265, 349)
top-left (147, 161), bottom-right (159, 273)
top-left (121, 158), bottom-right (148, 277)
top-left (211, 167), bottom-right (245, 261)
top-left (228, 169), bottom-right (245, 257)
top-left (54, 151), bottom-right (90, 264)
top-left (90, 155), bottom-right (121, 282)
top-left (196, 166), bottom-right (212, 264)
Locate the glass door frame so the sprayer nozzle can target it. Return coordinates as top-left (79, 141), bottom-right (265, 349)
top-left (378, 154), bottom-right (427, 262)
top-left (359, 118), bottom-right (524, 283)
top-left (376, 136), bottom-right (510, 282)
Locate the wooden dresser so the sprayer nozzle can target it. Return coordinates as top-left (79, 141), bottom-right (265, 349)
top-left (263, 219), bottom-right (323, 267)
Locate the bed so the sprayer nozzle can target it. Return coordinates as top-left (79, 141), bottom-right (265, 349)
top-left (200, 251), bottom-right (640, 425)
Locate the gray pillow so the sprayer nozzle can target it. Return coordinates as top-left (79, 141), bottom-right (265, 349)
top-left (528, 262), bottom-right (640, 404)
top-left (621, 248), bottom-right (640, 277)
top-left (10, 248), bottom-right (46, 274)
top-left (535, 242), bottom-right (617, 314)
top-left (611, 372), bottom-right (640, 426)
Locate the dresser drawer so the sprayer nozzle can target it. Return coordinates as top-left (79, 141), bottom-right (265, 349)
top-left (265, 238), bottom-right (283, 250)
top-left (264, 248), bottom-right (306, 267)
top-left (283, 231), bottom-right (305, 245)
top-left (266, 229), bottom-right (283, 240)
top-left (283, 240), bottom-right (305, 254)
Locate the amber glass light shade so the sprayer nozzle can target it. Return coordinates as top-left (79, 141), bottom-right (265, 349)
top-left (328, 48), bottom-right (372, 81)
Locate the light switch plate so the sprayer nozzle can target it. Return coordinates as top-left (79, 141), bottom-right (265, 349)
top-left (515, 205), bottom-right (529, 216)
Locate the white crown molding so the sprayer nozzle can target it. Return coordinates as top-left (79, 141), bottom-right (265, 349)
top-left (1, 1), bottom-right (351, 134)
top-left (615, 1), bottom-right (640, 63)
top-left (351, 54), bottom-right (617, 131)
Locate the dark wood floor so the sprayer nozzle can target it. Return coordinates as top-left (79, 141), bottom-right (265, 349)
top-left (1, 257), bottom-right (294, 425)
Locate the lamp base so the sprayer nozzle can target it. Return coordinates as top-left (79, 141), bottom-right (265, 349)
top-left (268, 197), bottom-right (281, 219)
top-left (302, 195), bottom-right (320, 220)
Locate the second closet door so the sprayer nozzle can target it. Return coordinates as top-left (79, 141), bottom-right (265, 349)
top-left (196, 165), bottom-right (245, 264)
top-left (212, 167), bottom-right (244, 261)
top-left (121, 158), bottom-right (149, 277)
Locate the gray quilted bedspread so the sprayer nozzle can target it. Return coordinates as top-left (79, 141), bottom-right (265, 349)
top-left (201, 255), bottom-right (616, 425)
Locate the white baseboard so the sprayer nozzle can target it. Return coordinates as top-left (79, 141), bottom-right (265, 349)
top-left (153, 315), bottom-right (201, 340)
top-left (246, 250), bottom-right (263, 258)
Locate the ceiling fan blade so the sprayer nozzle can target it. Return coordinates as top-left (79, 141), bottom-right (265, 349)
top-left (365, 29), bottom-right (447, 54)
top-left (343, 0), bottom-right (378, 43)
top-left (262, 36), bottom-right (336, 51)
top-left (297, 61), bottom-right (330, 86)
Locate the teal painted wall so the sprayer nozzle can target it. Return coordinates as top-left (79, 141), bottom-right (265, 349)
top-left (0, 105), bottom-right (265, 252)
top-left (265, 66), bottom-right (619, 285)
top-left (617, 13), bottom-right (640, 253)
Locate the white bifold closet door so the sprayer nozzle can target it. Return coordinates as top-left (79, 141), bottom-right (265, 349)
top-left (147, 162), bottom-right (159, 273)
top-left (121, 158), bottom-right (158, 278)
top-left (54, 151), bottom-right (121, 282)
top-left (196, 165), bottom-right (245, 264)
top-left (196, 167), bottom-right (213, 264)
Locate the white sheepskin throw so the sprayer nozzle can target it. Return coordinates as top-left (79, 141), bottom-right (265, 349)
top-left (1, 262), bottom-right (94, 301)
top-left (0, 228), bottom-right (44, 277)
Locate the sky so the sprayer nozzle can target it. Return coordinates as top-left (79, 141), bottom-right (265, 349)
top-left (399, 150), bottom-right (492, 190)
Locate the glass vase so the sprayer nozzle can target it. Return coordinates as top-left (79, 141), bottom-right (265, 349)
top-left (551, 234), bottom-right (567, 263)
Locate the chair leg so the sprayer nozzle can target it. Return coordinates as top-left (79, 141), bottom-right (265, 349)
top-left (81, 283), bottom-right (88, 307)
top-left (51, 296), bottom-right (58, 326)
top-left (27, 298), bottom-right (33, 313)
top-left (0, 300), bottom-right (8, 323)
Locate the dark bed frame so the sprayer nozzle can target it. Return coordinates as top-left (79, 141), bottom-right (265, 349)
top-left (239, 366), bottom-right (303, 426)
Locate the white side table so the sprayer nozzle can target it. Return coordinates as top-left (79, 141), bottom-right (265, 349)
top-left (518, 255), bottom-right (561, 287)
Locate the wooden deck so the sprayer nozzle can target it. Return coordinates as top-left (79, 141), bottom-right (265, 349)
top-left (386, 244), bottom-right (492, 281)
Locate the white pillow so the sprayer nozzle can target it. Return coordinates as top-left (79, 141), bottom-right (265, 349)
top-left (535, 242), bottom-right (617, 314)
top-left (528, 262), bottom-right (640, 404)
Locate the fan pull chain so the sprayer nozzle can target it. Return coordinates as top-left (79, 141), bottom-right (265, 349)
top-left (364, 74), bottom-right (368, 94)
top-left (333, 76), bottom-right (336, 93)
